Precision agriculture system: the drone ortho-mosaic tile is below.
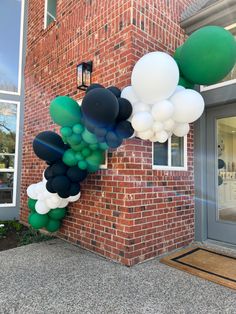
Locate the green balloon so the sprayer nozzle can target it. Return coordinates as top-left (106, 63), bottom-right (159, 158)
top-left (173, 45), bottom-right (183, 68)
top-left (50, 96), bottom-right (81, 127)
top-left (28, 213), bottom-right (49, 230)
top-left (75, 152), bottom-right (84, 161)
top-left (28, 198), bottom-right (37, 211)
top-left (87, 164), bottom-right (100, 172)
top-left (178, 76), bottom-right (194, 89)
top-left (73, 124), bottom-right (84, 134)
top-left (67, 133), bottom-right (82, 146)
top-left (46, 219), bottom-right (61, 232)
top-left (48, 207), bottom-right (67, 220)
top-left (89, 143), bottom-right (99, 150)
top-left (86, 150), bottom-right (104, 167)
top-left (63, 149), bottom-right (78, 166)
top-left (82, 129), bottom-right (98, 144)
top-left (78, 160), bottom-right (88, 170)
top-left (71, 141), bottom-right (87, 152)
top-left (99, 142), bottom-right (109, 150)
top-left (60, 126), bottom-right (73, 138)
top-left (179, 26), bottom-right (236, 85)
top-left (81, 147), bottom-right (91, 157)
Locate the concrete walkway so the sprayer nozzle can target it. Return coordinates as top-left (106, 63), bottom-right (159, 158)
top-left (0, 240), bottom-right (235, 314)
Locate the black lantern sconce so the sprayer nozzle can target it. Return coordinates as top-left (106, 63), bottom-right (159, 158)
top-left (77, 61), bottom-right (93, 91)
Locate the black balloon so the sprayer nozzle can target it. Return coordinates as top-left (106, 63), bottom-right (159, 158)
top-left (106, 131), bottom-right (122, 148)
top-left (218, 159), bottom-right (225, 169)
top-left (46, 179), bottom-right (56, 193)
top-left (107, 86), bottom-right (121, 98)
top-left (94, 127), bottom-right (107, 138)
top-left (67, 166), bottom-right (88, 182)
top-left (69, 183), bottom-right (81, 196)
top-left (33, 131), bottom-right (66, 163)
top-left (44, 167), bottom-right (54, 180)
top-left (86, 83), bottom-right (104, 94)
top-left (83, 118), bottom-right (96, 133)
top-left (116, 98), bottom-right (133, 121)
top-left (51, 161), bottom-right (68, 176)
top-left (81, 88), bottom-right (119, 127)
top-left (115, 121), bottom-right (134, 139)
top-left (58, 190), bottom-right (71, 199)
top-left (51, 176), bottom-right (71, 193)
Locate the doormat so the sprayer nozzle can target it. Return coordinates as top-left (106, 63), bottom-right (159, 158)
top-left (160, 246), bottom-right (236, 290)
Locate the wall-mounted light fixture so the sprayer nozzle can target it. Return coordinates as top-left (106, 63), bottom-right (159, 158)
top-left (77, 61), bottom-right (93, 91)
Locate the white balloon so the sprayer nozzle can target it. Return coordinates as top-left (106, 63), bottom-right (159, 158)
top-left (173, 85), bottom-right (185, 95)
top-left (173, 123), bottom-right (190, 137)
top-left (133, 102), bottom-right (150, 113)
top-left (121, 86), bottom-right (139, 104)
top-left (131, 52), bottom-right (179, 103)
top-left (27, 184), bottom-right (38, 200)
top-left (170, 89), bottom-right (205, 123)
top-left (68, 192), bottom-right (81, 202)
top-left (36, 182), bottom-right (44, 193)
top-left (58, 199), bottom-right (69, 208)
top-left (35, 200), bottom-right (50, 214)
top-left (37, 192), bottom-right (46, 201)
top-left (155, 130), bottom-right (169, 143)
top-left (45, 197), bottom-right (60, 209)
top-left (131, 111), bottom-right (154, 132)
top-left (137, 129), bottom-right (154, 140)
top-left (151, 100), bottom-right (174, 122)
top-left (163, 119), bottom-right (175, 131)
top-left (152, 121), bottom-right (164, 132)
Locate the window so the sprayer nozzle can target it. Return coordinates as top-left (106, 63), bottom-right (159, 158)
top-left (153, 135), bottom-right (187, 170)
top-left (44, 0), bottom-right (57, 28)
top-left (0, 0), bottom-right (23, 94)
top-left (0, 100), bottom-right (19, 206)
top-left (100, 151), bottom-right (108, 169)
top-left (201, 23), bottom-right (236, 92)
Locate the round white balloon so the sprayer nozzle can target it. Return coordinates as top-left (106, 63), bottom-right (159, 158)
top-left (58, 199), bottom-right (69, 208)
top-left (133, 102), bottom-right (150, 114)
top-left (131, 111), bottom-right (154, 132)
top-left (45, 197), bottom-right (60, 209)
top-left (172, 85), bottom-right (185, 95)
top-left (152, 121), bottom-right (164, 132)
top-left (68, 192), bottom-right (81, 202)
top-left (131, 52), bottom-right (179, 103)
top-left (27, 184), bottom-right (38, 200)
top-left (170, 89), bottom-right (205, 123)
top-left (155, 130), bottom-right (169, 143)
top-left (151, 100), bottom-right (174, 122)
top-left (121, 86), bottom-right (139, 104)
top-left (173, 123), bottom-right (190, 137)
top-left (163, 119), bottom-right (175, 131)
top-left (35, 200), bottom-right (50, 214)
top-left (137, 129), bottom-right (154, 140)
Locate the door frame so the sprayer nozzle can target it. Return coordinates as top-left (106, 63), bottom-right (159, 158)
top-left (194, 83), bottom-right (236, 244)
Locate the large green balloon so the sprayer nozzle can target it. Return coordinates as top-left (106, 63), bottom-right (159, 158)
top-left (45, 219), bottom-right (61, 232)
top-left (48, 207), bottom-right (67, 220)
top-left (178, 76), bottom-right (194, 89)
top-left (28, 198), bottom-right (37, 211)
top-left (50, 96), bottom-right (81, 127)
top-left (179, 26), bottom-right (236, 85)
top-left (173, 45), bottom-right (183, 68)
top-left (63, 149), bottom-right (78, 166)
top-left (28, 213), bottom-right (49, 230)
top-left (86, 150), bottom-right (104, 168)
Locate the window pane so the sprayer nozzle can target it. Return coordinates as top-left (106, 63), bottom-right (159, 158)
top-left (0, 154), bottom-right (14, 170)
top-left (171, 135), bottom-right (184, 167)
top-left (0, 102), bottom-right (17, 154)
top-left (0, 0), bottom-right (22, 92)
top-left (48, 0), bottom-right (57, 18)
top-left (153, 141), bottom-right (168, 166)
top-left (46, 14), bottom-right (55, 27)
top-left (0, 172), bottom-right (14, 204)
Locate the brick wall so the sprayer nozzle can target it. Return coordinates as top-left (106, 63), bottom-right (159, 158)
top-left (21, 0), bottom-right (195, 266)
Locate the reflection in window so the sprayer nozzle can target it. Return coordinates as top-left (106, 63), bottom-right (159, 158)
top-left (153, 135), bottom-right (187, 169)
top-left (0, 0), bottom-right (22, 93)
top-left (0, 101), bottom-right (17, 205)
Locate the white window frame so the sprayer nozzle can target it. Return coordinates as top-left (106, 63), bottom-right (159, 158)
top-left (0, 0), bottom-right (25, 96)
top-left (44, 0), bottom-right (57, 29)
top-left (152, 135), bottom-right (188, 171)
top-left (0, 99), bottom-right (20, 207)
top-left (100, 151), bottom-right (108, 169)
top-left (200, 23), bottom-right (236, 92)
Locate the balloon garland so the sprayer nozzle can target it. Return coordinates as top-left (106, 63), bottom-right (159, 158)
top-left (26, 26), bottom-right (236, 232)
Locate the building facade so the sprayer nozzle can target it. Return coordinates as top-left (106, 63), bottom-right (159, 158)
top-left (1, 0), bottom-right (236, 266)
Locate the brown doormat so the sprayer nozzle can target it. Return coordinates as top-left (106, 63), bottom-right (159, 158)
top-left (160, 246), bottom-right (236, 290)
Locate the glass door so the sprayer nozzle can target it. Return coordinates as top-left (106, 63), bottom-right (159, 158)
top-left (207, 104), bottom-right (236, 245)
